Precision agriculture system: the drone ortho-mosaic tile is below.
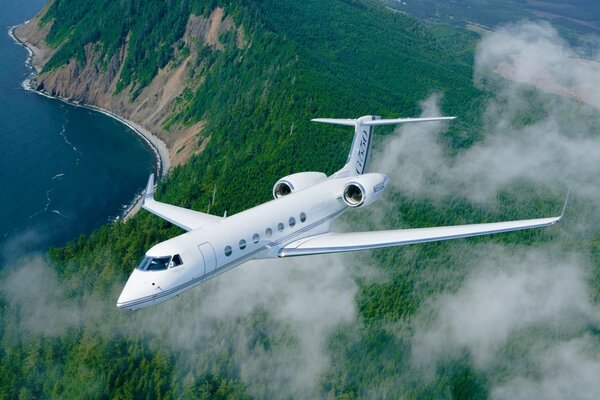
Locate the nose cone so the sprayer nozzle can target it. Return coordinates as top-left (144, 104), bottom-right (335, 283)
top-left (117, 270), bottom-right (156, 310)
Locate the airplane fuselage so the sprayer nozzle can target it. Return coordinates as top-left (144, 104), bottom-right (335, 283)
top-left (117, 174), bottom-right (382, 309)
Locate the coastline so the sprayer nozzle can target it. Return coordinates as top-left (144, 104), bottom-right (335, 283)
top-left (9, 23), bottom-right (171, 220)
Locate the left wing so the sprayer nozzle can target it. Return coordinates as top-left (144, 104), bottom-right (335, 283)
top-left (278, 216), bottom-right (561, 257)
top-left (141, 174), bottom-right (221, 231)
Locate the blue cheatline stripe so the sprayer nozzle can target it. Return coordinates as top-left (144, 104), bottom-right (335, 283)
top-left (117, 207), bottom-right (347, 308)
top-left (268, 207), bottom-right (346, 247)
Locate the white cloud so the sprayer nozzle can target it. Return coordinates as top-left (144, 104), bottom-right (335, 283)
top-left (411, 246), bottom-right (600, 369)
top-left (118, 253), bottom-right (364, 399)
top-left (0, 251), bottom-right (364, 399)
top-left (0, 257), bottom-right (83, 336)
top-left (492, 336), bottom-right (600, 400)
top-left (374, 22), bottom-right (600, 204)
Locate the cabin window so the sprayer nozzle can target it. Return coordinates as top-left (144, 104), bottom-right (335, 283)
top-left (277, 222), bottom-right (284, 232)
top-left (239, 239), bottom-right (247, 250)
top-left (224, 246), bottom-right (232, 257)
top-left (266, 228), bottom-right (272, 238)
top-left (300, 212), bottom-right (307, 223)
top-left (289, 217), bottom-right (296, 228)
top-left (171, 254), bottom-right (183, 267)
top-left (253, 233), bottom-right (260, 244)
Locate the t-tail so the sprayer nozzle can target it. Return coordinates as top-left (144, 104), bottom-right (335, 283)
top-left (312, 115), bottom-right (456, 177)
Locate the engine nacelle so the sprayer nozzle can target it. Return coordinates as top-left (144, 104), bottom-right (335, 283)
top-left (342, 173), bottom-right (388, 207)
top-left (273, 172), bottom-right (327, 199)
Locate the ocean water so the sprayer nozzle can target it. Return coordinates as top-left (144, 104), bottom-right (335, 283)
top-left (0, 0), bottom-right (155, 260)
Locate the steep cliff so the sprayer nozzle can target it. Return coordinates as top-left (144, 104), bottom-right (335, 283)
top-left (15, 6), bottom-right (244, 167)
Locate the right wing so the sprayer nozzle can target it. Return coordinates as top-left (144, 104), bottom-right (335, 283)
top-left (141, 174), bottom-right (221, 231)
top-left (279, 216), bottom-right (561, 257)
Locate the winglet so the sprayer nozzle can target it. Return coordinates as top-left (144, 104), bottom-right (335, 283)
top-left (559, 187), bottom-right (570, 221)
top-left (143, 174), bottom-right (155, 204)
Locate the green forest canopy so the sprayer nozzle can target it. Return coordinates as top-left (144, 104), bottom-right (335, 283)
top-left (2, 0), bottom-right (598, 398)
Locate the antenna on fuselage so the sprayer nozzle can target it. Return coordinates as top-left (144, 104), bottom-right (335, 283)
top-left (207, 185), bottom-right (217, 214)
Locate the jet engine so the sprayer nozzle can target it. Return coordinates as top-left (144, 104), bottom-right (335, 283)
top-left (273, 172), bottom-right (327, 198)
top-left (341, 173), bottom-right (388, 207)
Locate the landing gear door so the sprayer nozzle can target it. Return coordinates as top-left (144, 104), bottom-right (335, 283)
top-left (198, 242), bottom-right (217, 277)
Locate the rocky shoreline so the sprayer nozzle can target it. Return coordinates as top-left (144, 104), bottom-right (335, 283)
top-left (9, 22), bottom-right (171, 219)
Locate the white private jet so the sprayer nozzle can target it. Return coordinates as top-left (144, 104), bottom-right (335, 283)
top-left (117, 115), bottom-right (563, 310)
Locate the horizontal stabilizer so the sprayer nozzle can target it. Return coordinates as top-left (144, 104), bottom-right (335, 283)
top-left (141, 174), bottom-right (221, 231)
top-left (363, 116), bottom-right (456, 126)
top-left (279, 215), bottom-right (561, 257)
top-left (311, 116), bottom-right (455, 127)
top-left (310, 118), bottom-right (357, 126)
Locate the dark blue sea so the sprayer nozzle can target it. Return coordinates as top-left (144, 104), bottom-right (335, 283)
top-left (0, 0), bottom-right (155, 261)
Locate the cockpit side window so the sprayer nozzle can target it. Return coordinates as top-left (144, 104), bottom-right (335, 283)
top-left (172, 254), bottom-right (183, 267)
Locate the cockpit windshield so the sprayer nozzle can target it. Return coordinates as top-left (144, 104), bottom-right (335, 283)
top-left (136, 254), bottom-right (184, 271)
top-left (137, 256), bottom-right (171, 271)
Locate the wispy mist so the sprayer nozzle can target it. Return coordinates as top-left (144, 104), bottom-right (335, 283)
top-left (375, 22), bottom-right (600, 204)
top-left (0, 250), bottom-right (367, 399)
top-left (131, 254), bottom-right (364, 398)
top-left (411, 246), bottom-right (599, 368)
top-left (475, 22), bottom-right (600, 110)
top-left (492, 335), bottom-right (600, 400)
top-left (1, 256), bottom-right (82, 336)
top-left (378, 21), bottom-right (600, 399)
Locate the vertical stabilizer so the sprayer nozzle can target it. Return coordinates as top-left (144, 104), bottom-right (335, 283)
top-left (345, 115), bottom-right (379, 176)
top-left (311, 115), bottom-right (380, 176)
top-left (312, 115), bottom-right (456, 177)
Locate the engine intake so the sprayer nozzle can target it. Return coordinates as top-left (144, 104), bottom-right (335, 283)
top-left (273, 181), bottom-right (293, 198)
top-left (272, 172), bottom-right (327, 199)
top-left (343, 183), bottom-right (365, 207)
top-left (341, 173), bottom-right (388, 207)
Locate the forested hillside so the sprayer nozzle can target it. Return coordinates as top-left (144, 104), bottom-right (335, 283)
top-left (3, 0), bottom-right (600, 399)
